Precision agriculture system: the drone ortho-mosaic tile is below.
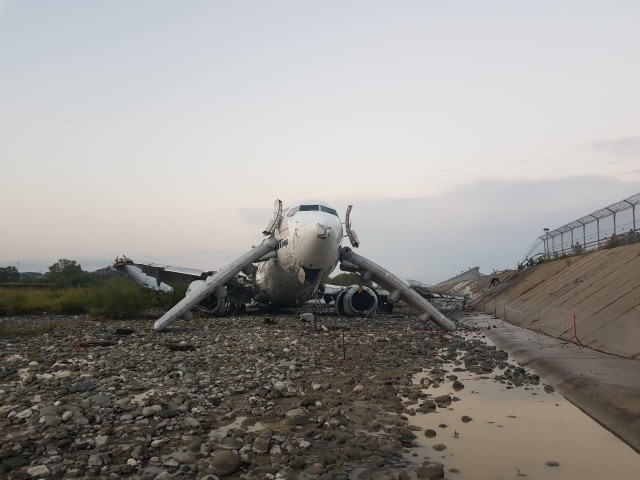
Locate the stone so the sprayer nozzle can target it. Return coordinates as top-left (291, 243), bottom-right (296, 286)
top-left (461, 416), bottom-right (473, 423)
top-left (285, 407), bottom-right (313, 425)
top-left (210, 450), bottom-right (241, 476)
top-left (432, 444), bottom-right (446, 451)
top-left (416, 461), bottom-right (445, 479)
top-left (142, 404), bottom-right (162, 417)
top-left (218, 437), bottom-right (243, 450)
top-left (72, 380), bottom-right (96, 392)
top-left (545, 460), bottom-right (560, 467)
top-left (87, 454), bottom-right (104, 466)
top-left (252, 432), bottom-right (272, 454)
top-left (27, 465), bottom-right (51, 477)
top-left (433, 395), bottom-right (451, 407)
top-left (16, 408), bottom-right (33, 419)
top-left (91, 394), bottom-right (111, 407)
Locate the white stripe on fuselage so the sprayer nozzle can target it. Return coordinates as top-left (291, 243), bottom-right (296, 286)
top-left (255, 205), bottom-right (343, 305)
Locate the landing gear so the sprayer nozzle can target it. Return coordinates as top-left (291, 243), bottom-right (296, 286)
top-left (227, 303), bottom-right (247, 315)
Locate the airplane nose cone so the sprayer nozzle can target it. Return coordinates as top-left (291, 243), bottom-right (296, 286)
top-left (297, 224), bottom-right (341, 270)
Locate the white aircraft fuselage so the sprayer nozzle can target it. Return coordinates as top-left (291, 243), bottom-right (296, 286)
top-left (255, 200), bottom-right (343, 306)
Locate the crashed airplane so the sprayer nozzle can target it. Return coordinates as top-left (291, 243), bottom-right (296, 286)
top-left (111, 200), bottom-right (455, 332)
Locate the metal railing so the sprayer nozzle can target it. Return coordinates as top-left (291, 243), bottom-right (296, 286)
top-left (524, 192), bottom-right (640, 259)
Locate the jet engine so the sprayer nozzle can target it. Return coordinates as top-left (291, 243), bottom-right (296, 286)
top-left (186, 280), bottom-right (227, 316)
top-left (335, 285), bottom-right (379, 317)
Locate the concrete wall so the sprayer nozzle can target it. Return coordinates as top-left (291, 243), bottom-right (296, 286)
top-left (435, 266), bottom-right (481, 287)
top-left (482, 243), bottom-right (640, 359)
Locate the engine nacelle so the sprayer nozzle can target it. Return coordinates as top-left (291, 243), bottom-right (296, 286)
top-left (335, 285), bottom-right (379, 317)
top-left (187, 280), bottom-right (227, 316)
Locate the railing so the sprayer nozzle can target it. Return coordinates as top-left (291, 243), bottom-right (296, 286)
top-left (524, 192), bottom-right (640, 260)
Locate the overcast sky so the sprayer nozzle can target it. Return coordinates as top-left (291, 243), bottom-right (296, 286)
top-left (1, 1), bottom-right (639, 283)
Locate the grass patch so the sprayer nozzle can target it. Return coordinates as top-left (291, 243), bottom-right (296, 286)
top-left (89, 277), bottom-right (158, 318)
top-left (0, 277), bottom-right (182, 319)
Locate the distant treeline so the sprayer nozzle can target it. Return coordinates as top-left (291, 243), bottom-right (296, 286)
top-left (0, 259), bottom-right (105, 288)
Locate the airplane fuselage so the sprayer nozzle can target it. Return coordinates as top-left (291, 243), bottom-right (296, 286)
top-left (113, 197), bottom-right (456, 332)
top-left (254, 201), bottom-right (343, 306)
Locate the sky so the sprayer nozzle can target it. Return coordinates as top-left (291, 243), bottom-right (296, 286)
top-left (1, 1), bottom-right (640, 283)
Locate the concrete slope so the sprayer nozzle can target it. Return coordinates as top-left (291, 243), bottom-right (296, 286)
top-left (481, 243), bottom-right (640, 359)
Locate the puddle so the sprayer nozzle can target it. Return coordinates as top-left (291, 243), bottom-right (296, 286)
top-left (406, 342), bottom-right (640, 479)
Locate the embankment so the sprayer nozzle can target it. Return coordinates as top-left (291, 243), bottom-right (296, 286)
top-left (481, 243), bottom-right (640, 359)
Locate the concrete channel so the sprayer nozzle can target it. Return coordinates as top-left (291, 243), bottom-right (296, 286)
top-left (404, 313), bottom-right (640, 479)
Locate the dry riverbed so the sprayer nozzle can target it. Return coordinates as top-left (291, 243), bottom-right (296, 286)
top-left (1, 307), bottom-right (548, 479)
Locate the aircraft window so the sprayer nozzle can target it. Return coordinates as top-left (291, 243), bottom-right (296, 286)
top-left (287, 206), bottom-right (299, 217)
top-left (320, 206), bottom-right (338, 216)
top-left (299, 205), bottom-right (320, 211)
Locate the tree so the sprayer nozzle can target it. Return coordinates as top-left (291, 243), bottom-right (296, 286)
top-left (48, 259), bottom-right (83, 276)
top-left (0, 266), bottom-right (20, 283)
top-left (47, 259), bottom-right (89, 288)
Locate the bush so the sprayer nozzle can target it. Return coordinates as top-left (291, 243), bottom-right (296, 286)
top-left (56, 289), bottom-right (89, 315)
top-left (89, 277), bottom-right (157, 318)
top-left (0, 290), bottom-right (51, 316)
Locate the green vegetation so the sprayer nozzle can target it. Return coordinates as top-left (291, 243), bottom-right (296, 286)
top-left (0, 266), bottom-right (20, 282)
top-left (46, 258), bottom-right (96, 288)
top-left (327, 272), bottom-right (372, 287)
top-left (0, 276), bottom-right (182, 319)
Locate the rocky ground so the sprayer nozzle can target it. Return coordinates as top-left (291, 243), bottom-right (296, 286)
top-left (0, 306), bottom-right (542, 480)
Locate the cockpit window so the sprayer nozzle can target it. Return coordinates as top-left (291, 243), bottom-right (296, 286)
top-left (320, 205), bottom-right (338, 216)
top-left (299, 205), bottom-right (319, 211)
top-left (287, 204), bottom-right (338, 216)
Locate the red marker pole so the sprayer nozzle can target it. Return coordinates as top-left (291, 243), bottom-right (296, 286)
top-left (568, 314), bottom-right (584, 347)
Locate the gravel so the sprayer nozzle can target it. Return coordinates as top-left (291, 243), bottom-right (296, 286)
top-left (0, 306), bottom-right (538, 479)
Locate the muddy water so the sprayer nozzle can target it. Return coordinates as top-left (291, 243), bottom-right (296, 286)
top-left (407, 345), bottom-right (640, 479)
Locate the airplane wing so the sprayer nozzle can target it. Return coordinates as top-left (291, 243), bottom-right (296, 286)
top-left (110, 257), bottom-right (213, 292)
top-left (339, 246), bottom-right (456, 331)
top-left (153, 237), bottom-right (278, 331)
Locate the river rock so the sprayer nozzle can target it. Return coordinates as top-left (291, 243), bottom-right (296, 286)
top-left (433, 395), bottom-right (452, 407)
top-left (417, 461), bottom-right (445, 479)
top-left (210, 450), bottom-right (241, 476)
top-left (26, 465), bottom-right (51, 477)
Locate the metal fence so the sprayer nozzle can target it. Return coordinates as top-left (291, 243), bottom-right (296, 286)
top-left (525, 192), bottom-right (640, 260)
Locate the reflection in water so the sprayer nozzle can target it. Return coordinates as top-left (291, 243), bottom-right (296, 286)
top-left (406, 344), bottom-right (640, 479)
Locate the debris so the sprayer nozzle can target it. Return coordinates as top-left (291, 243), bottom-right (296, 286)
top-left (300, 312), bottom-right (314, 322)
